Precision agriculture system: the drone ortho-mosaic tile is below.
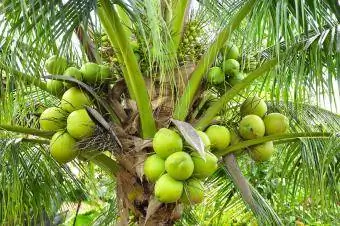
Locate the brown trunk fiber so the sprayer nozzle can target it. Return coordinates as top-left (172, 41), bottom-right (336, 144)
top-left (104, 62), bottom-right (200, 225)
top-left (115, 161), bottom-right (181, 225)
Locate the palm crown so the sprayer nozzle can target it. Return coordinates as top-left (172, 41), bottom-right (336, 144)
top-left (0, 0), bottom-right (339, 225)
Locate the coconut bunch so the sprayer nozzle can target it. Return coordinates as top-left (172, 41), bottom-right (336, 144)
top-left (206, 43), bottom-right (247, 89)
top-left (95, 33), bottom-right (122, 78)
top-left (177, 20), bottom-right (204, 62)
top-left (39, 55), bottom-right (117, 163)
top-left (232, 96), bottom-right (290, 162)
top-left (99, 34), bottom-right (149, 76)
top-left (44, 55), bottom-right (114, 96)
top-left (143, 124), bottom-right (233, 204)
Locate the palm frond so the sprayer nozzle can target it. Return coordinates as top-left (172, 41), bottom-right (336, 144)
top-left (0, 137), bottom-right (87, 225)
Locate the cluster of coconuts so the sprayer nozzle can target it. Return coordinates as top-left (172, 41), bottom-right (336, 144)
top-left (207, 43), bottom-right (245, 87)
top-left (39, 56), bottom-right (111, 163)
top-left (45, 55), bottom-right (113, 96)
top-left (237, 96), bottom-right (290, 162)
top-left (143, 124), bottom-right (232, 204)
top-left (178, 20), bottom-right (203, 61)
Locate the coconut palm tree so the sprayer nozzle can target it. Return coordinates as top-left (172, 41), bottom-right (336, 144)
top-left (0, 0), bottom-right (339, 225)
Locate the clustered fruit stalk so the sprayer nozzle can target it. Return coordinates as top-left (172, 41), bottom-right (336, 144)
top-left (195, 58), bottom-right (278, 130)
top-left (98, 0), bottom-right (156, 138)
top-left (0, 124), bottom-right (55, 138)
top-left (169, 0), bottom-right (191, 55)
top-left (215, 132), bottom-right (333, 157)
top-left (173, 0), bottom-right (257, 121)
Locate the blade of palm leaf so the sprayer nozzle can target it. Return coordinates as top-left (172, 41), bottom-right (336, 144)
top-left (75, 25), bottom-right (101, 63)
top-left (248, 183), bottom-right (283, 225)
top-left (0, 62), bottom-right (50, 94)
top-left (0, 124), bottom-right (55, 138)
top-left (0, 138), bottom-right (87, 225)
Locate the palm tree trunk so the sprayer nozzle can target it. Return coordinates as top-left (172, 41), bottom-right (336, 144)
top-left (115, 153), bottom-right (180, 225)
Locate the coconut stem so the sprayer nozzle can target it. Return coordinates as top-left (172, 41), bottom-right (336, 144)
top-left (0, 62), bottom-right (53, 96)
top-left (98, 0), bottom-right (157, 138)
top-left (80, 152), bottom-right (119, 177)
top-left (195, 58), bottom-right (278, 130)
top-left (0, 124), bottom-right (55, 138)
top-left (215, 132), bottom-right (333, 157)
top-left (21, 138), bottom-right (50, 144)
top-left (173, 0), bottom-right (257, 121)
top-left (170, 0), bottom-right (191, 55)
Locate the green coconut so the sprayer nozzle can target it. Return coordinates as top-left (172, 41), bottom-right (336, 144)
top-left (152, 128), bottom-right (183, 159)
top-left (154, 174), bottom-right (183, 203)
top-left (181, 179), bottom-right (204, 204)
top-left (207, 67), bottom-right (225, 85)
top-left (50, 131), bottom-right (79, 163)
top-left (60, 87), bottom-right (91, 113)
top-left (46, 79), bottom-right (65, 96)
top-left (67, 108), bottom-right (95, 139)
top-left (239, 115), bottom-right (265, 140)
top-left (249, 141), bottom-right (274, 162)
top-left (143, 154), bottom-right (165, 182)
top-left (222, 59), bottom-right (240, 76)
top-left (165, 152), bottom-right (194, 181)
top-left (240, 96), bottom-right (267, 117)
top-left (80, 62), bottom-right (101, 83)
top-left (263, 113), bottom-right (289, 135)
top-left (222, 44), bottom-right (240, 60)
top-left (45, 55), bottom-right (68, 75)
top-left (39, 107), bottom-right (67, 131)
top-left (191, 151), bottom-right (218, 179)
top-left (205, 125), bottom-right (231, 152)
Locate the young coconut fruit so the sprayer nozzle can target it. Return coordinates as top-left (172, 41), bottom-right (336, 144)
top-left (67, 108), bottom-right (95, 139)
top-left (46, 79), bottom-right (65, 96)
top-left (249, 141), bottom-right (274, 162)
top-left (60, 87), bottom-right (91, 112)
top-left (80, 62), bottom-right (101, 83)
top-left (152, 128), bottom-right (183, 159)
top-left (205, 125), bottom-right (231, 152)
top-left (191, 151), bottom-right (218, 178)
top-left (63, 67), bottom-right (83, 87)
top-left (222, 59), bottom-right (240, 76)
top-left (64, 67), bottom-right (83, 81)
top-left (165, 152), bottom-right (194, 180)
top-left (263, 113), bottom-right (289, 135)
top-left (196, 130), bottom-right (211, 149)
top-left (228, 72), bottom-right (245, 86)
top-left (222, 43), bottom-right (240, 60)
top-left (207, 67), bottom-right (225, 85)
top-left (239, 115), bottom-right (265, 140)
top-left (50, 131), bottom-right (79, 163)
top-left (143, 154), bottom-right (165, 182)
top-left (39, 107), bottom-right (67, 131)
top-left (99, 65), bottom-right (112, 81)
top-left (181, 179), bottom-right (204, 204)
top-left (240, 96), bottom-right (267, 117)
top-left (45, 55), bottom-right (68, 75)
top-left (154, 174), bottom-right (183, 203)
